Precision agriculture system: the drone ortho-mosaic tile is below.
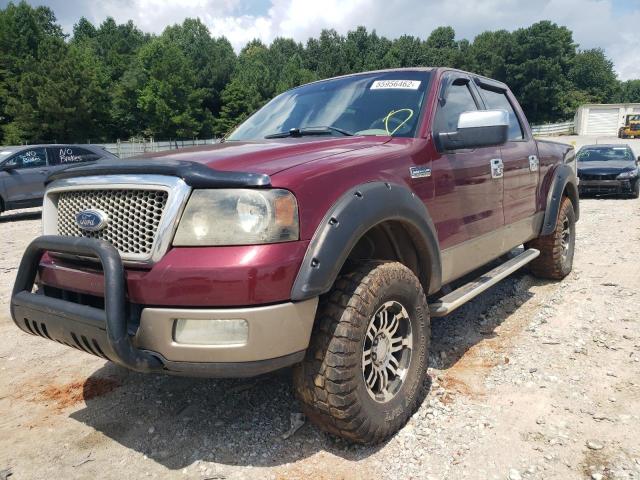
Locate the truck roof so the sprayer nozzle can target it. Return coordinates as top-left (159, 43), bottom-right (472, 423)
top-left (289, 67), bottom-right (510, 94)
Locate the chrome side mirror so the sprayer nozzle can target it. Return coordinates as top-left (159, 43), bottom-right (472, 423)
top-left (438, 110), bottom-right (509, 151)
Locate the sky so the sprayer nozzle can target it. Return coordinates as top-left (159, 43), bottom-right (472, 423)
top-left (4, 0), bottom-right (640, 80)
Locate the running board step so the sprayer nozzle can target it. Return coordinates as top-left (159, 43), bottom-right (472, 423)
top-left (429, 248), bottom-right (540, 317)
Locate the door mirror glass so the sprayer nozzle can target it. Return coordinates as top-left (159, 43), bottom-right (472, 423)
top-left (438, 110), bottom-right (509, 151)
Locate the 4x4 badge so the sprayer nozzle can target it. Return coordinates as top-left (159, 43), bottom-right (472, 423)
top-left (410, 166), bottom-right (431, 179)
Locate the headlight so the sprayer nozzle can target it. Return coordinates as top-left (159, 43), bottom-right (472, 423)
top-left (173, 189), bottom-right (299, 246)
top-left (617, 169), bottom-right (638, 179)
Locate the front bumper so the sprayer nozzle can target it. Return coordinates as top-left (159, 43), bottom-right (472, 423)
top-left (37, 240), bottom-right (310, 307)
top-left (11, 236), bottom-right (318, 377)
top-left (578, 179), bottom-right (635, 195)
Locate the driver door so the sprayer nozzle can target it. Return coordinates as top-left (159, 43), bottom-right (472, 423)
top-left (428, 75), bottom-right (505, 283)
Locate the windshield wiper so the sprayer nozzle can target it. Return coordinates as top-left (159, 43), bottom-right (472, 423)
top-left (265, 126), bottom-right (354, 139)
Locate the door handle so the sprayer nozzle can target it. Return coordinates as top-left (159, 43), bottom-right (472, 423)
top-left (490, 158), bottom-right (504, 179)
top-left (528, 155), bottom-right (539, 172)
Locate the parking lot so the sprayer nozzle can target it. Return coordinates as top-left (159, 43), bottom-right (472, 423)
top-left (1, 137), bottom-right (639, 480)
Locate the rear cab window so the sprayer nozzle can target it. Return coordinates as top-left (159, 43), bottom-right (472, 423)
top-left (48, 146), bottom-right (101, 165)
top-left (4, 148), bottom-right (48, 169)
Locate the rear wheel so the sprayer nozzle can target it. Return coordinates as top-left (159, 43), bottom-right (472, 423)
top-left (293, 261), bottom-right (430, 444)
top-left (526, 196), bottom-right (576, 279)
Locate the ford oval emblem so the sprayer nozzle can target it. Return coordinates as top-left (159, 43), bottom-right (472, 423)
top-left (75, 209), bottom-right (109, 231)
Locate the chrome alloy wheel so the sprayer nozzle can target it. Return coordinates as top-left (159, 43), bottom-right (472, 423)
top-left (561, 218), bottom-right (571, 261)
top-left (362, 300), bottom-right (413, 403)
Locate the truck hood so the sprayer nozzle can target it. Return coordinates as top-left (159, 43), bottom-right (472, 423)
top-left (137, 137), bottom-right (390, 176)
top-left (578, 160), bottom-right (637, 174)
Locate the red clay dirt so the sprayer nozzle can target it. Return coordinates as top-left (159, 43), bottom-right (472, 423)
top-left (37, 377), bottom-right (121, 411)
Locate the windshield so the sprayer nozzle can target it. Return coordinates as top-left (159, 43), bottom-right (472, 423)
top-left (577, 146), bottom-right (634, 162)
top-left (227, 71), bottom-right (431, 141)
top-left (0, 148), bottom-right (19, 162)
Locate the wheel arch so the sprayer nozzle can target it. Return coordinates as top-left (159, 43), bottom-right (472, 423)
top-left (290, 181), bottom-right (442, 301)
top-left (540, 164), bottom-right (580, 236)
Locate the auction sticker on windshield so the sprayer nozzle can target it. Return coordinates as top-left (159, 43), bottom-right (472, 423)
top-left (370, 80), bottom-right (421, 90)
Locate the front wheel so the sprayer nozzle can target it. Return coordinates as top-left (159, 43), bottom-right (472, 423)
top-left (293, 261), bottom-right (430, 444)
top-left (526, 196), bottom-right (576, 279)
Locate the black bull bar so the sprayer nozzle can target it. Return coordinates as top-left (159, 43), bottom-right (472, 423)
top-left (10, 235), bottom-right (164, 373)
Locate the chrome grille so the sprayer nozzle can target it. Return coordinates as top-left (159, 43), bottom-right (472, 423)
top-left (56, 189), bottom-right (169, 257)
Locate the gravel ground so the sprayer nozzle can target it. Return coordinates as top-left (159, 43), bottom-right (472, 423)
top-left (1, 195), bottom-right (639, 480)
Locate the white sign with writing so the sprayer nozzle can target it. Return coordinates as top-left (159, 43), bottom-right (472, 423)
top-left (59, 148), bottom-right (82, 163)
top-left (370, 80), bottom-right (421, 90)
top-left (20, 150), bottom-right (44, 165)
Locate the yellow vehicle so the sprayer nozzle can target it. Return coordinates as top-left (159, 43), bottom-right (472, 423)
top-left (618, 114), bottom-right (640, 138)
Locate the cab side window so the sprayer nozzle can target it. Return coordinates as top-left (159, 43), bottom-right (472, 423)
top-left (433, 81), bottom-right (479, 134)
top-left (48, 146), bottom-right (101, 165)
top-left (480, 88), bottom-right (524, 141)
top-left (4, 148), bottom-right (47, 169)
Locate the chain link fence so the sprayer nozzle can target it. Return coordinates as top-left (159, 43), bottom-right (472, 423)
top-left (99, 138), bottom-right (219, 158)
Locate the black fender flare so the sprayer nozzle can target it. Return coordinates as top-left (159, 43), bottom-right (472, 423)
top-left (290, 181), bottom-right (442, 301)
top-left (540, 164), bottom-right (580, 236)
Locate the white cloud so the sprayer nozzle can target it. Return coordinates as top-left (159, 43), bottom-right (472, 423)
top-left (36, 0), bottom-right (640, 80)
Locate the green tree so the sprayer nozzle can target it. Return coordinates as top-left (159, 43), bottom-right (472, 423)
top-left (468, 30), bottom-right (513, 81)
top-left (422, 26), bottom-right (459, 67)
top-left (91, 17), bottom-right (149, 82)
top-left (0, 0), bottom-right (65, 142)
top-left (506, 21), bottom-right (576, 123)
top-left (133, 38), bottom-right (210, 138)
top-left (275, 54), bottom-right (317, 94)
top-left (72, 16), bottom-right (97, 43)
top-left (4, 35), bottom-right (110, 143)
top-left (162, 18), bottom-right (236, 119)
top-left (568, 48), bottom-right (618, 103)
top-left (342, 27), bottom-right (392, 72)
top-left (241, 40), bottom-right (275, 96)
top-left (70, 16), bottom-right (150, 139)
top-left (267, 37), bottom-right (315, 94)
top-left (617, 80), bottom-right (640, 103)
top-left (304, 29), bottom-right (348, 78)
top-left (381, 35), bottom-right (424, 68)
top-left (213, 78), bottom-right (263, 137)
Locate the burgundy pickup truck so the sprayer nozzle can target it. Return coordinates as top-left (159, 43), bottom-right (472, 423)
top-left (11, 68), bottom-right (578, 443)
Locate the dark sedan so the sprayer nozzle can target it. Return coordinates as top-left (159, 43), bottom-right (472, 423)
top-left (577, 144), bottom-right (640, 198)
top-left (0, 144), bottom-right (118, 215)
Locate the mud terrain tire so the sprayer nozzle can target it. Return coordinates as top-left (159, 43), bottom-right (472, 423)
top-left (293, 261), bottom-right (430, 444)
top-left (526, 196), bottom-right (576, 280)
